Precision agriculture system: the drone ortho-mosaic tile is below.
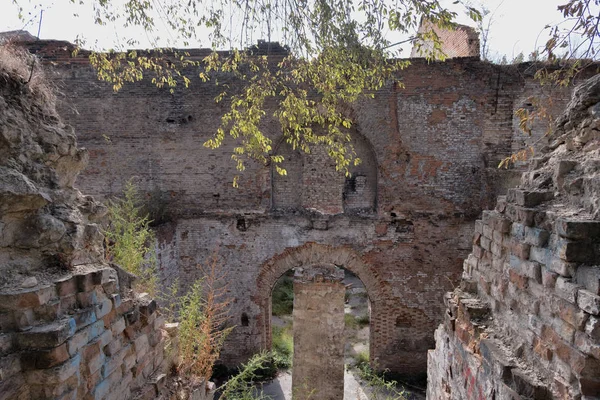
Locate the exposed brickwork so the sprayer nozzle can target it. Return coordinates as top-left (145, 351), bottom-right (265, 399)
top-left (12, 38), bottom-right (597, 377)
top-left (0, 269), bottom-right (169, 400)
top-left (0, 51), bottom-right (168, 400)
top-left (411, 19), bottom-right (480, 58)
top-left (428, 75), bottom-right (600, 399)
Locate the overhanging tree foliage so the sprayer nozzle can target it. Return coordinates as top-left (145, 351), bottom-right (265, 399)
top-left (13, 0), bottom-right (600, 181)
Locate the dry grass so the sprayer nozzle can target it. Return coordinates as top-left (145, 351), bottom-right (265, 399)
top-left (0, 41), bottom-right (57, 114)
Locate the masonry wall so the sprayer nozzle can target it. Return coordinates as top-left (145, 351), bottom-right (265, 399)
top-left (0, 52), bottom-right (169, 400)
top-left (22, 39), bottom-right (592, 376)
top-left (427, 75), bottom-right (600, 399)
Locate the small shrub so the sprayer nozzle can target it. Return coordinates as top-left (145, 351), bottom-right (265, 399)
top-left (271, 325), bottom-right (293, 370)
top-left (178, 253), bottom-right (233, 383)
top-left (219, 352), bottom-right (271, 400)
top-left (345, 313), bottom-right (358, 329)
top-left (354, 349), bottom-right (370, 368)
top-left (104, 180), bottom-right (158, 295)
top-left (271, 274), bottom-right (294, 316)
top-left (357, 363), bottom-right (407, 400)
top-left (356, 314), bottom-right (370, 327)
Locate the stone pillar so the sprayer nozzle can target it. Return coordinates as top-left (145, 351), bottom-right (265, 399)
top-left (292, 264), bottom-right (345, 400)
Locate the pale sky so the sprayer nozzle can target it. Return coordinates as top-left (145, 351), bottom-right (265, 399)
top-left (0, 0), bottom-right (569, 60)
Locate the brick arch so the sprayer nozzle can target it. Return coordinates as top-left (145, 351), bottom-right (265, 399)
top-left (253, 242), bottom-right (392, 364)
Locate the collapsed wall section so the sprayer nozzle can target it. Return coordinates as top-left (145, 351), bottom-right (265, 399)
top-left (0, 47), bottom-right (169, 400)
top-left (427, 75), bottom-right (600, 399)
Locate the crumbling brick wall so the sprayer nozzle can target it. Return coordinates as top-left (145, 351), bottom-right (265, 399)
top-left (15, 38), bottom-right (595, 376)
top-left (0, 48), bottom-right (168, 400)
top-left (427, 75), bottom-right (600, 399)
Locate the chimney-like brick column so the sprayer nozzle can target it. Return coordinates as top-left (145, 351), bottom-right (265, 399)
top-left (292, 264), bottom-right (345, 400)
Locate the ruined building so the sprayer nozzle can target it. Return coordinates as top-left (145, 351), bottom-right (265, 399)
top-left (0, 24), bottom-right (599, 399)
top-left (428, 75), bottom-right (600, 398)
top-left (0, 49), bottom-right (169, 399)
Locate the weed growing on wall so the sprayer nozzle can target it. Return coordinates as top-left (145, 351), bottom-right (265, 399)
top-left (178, 252), bottom-right (234, 384)
top-left (104, 180), bottom-right (158, 295)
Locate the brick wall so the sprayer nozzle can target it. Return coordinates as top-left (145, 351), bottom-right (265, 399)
top-left (410, 19), bottom-right (480, 59)
top-left (0, 267), bottom-right (169, 400)
top-left (427, 75), bottom-right (600, 399)
top-left (19, 39), bottom-right (594, 376)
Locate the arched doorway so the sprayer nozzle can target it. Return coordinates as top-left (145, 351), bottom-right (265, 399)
top-left (253, 242), bottom-right (392, 370)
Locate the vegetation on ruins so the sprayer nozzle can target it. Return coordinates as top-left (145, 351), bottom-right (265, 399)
top-left (104, 180), bottom-right (158, 294)
top-left (176, 254), bottom-right (235, 385)
top-left (271, 324), bottom-right (293, 370)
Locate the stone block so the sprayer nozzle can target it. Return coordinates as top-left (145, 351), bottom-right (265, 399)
top-left (523, 227), bottom-right (550, 247)
top-left (578, 290), bottom-right (600, 315)
top-left (0, 285), bottom-right (56, 311)
top-left (557, 219), bottom-right (600, 241)
top-left (479, 338), bottom-right (514, 382)
top-left (73, 308), bottom-right (97, 330)
top-left (556, 277), bottom-right (582, 304)
top-left (551, 318), bottom-right (576, 343)
top-left (111, 317), bottom-right (126, 336)
top-left (102, 347), bottom-right (127, 379)
top-left (13, 308), bottom-right (35, 330)
top-left (0, 333), bottom-right (14, 355)
top-left (26, 354), bottom-right (81, 385)
top-left (95, 297), bottom-right (113, 320)
top-left (0, 353), bottom-right (21, 381)
top-left (490, 241), bottom-right (503, 257)
top-left (55, 276), bottom-right (77, 297)
top-left (575, 331), bottom-right (600, 360)
top-left (98, 329), bottom-right (113, 348)
top-left (76, 272), bottom-right (95, 293)
top-left (77, 290), bottom-right (98, 308)
top-left (92, 378), bottom-right (110, 400)
top-left (480, 236), bottom-right (491, 251)
top-left (21, 343), bottom-right (70, 369)
top-left (556, 239), bottom-right (597, 264)
top-left (134, 334), bottom-right (150, 362)
top-left (17, 318), bottom-right (76, 349)
top-left (83, 342), bottom-right (105, 375)
top-left (104, 338), bottom-right (122, 357)
top-left (529, 246), bottom-right (551, 266)
top-left (576, 266), bottom-right (600, 295)
top-left (507, 189), bottom-right (553, 207)
top-left (164, 323), bottom-right (179, 337)
top-left (585, 316), bottom-right (600, 340)
top-left (102, 280), bottom-right (118, 296)
top-left (554, 298), bottom-right (590, 330)
top-left (511, 368), bottom-right (550, 399)
top-left (116, 298), bottom-right (134, 315)
top-left (547, 257), bottom-right (577, 278)
top-left (111, 294), bottom-right (122, 309)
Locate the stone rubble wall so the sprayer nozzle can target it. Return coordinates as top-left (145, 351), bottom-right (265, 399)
top-left (427, 75), bottom-right (600, 399)
top-left (0, 46), bottom-right (170, 400)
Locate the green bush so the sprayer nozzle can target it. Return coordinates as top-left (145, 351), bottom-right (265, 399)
top-left (104, 180), bottom-right (157, 295)
top-left (354, 349), bottom-right (370, 368)
top-left (357, 363), bottom-right (408, 400)
top-left (345, 313), bottom-right (358, 329)
top-left (271, 275), bottom-right (294, 316)
top-left (356, 314), bottom-right (370, 327)
top-left (271, 325), bottom-right (293, 370)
